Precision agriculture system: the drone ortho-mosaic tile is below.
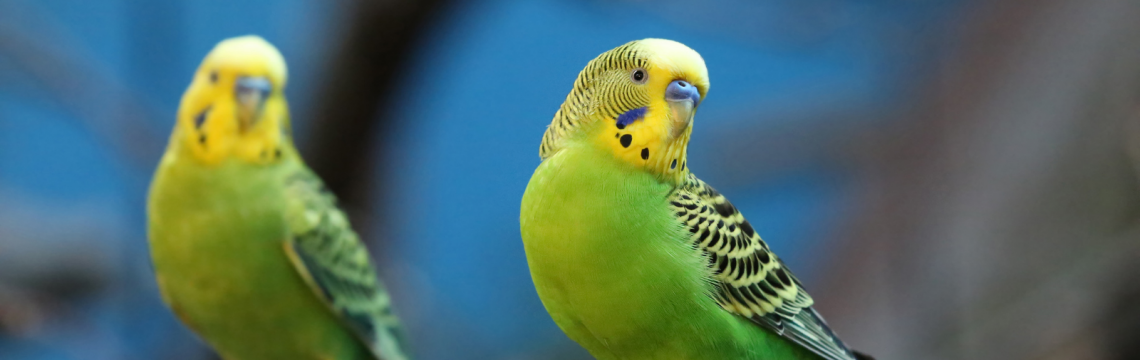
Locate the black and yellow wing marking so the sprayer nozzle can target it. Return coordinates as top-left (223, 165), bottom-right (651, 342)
top-left (671, 173), bottom-right (870, 360)
top-left (282, 171), bottom-right (409, 360)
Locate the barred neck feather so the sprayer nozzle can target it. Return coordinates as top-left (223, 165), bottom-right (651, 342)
top-left (539, 42), bottom-right (647, 160)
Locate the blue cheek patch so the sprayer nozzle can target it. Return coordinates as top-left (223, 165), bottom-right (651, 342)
top-left (194, 106), bottom-right (212, 129)
top-left (616, 107), bottom-right (647, 129)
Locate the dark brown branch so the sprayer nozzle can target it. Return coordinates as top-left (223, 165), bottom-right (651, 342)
top-left (304, 0), bottom-right (453, 218)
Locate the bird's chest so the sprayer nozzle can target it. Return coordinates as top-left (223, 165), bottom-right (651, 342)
top-left (152, 198), bottom-right (303, 331)
top-left (156, 203), bottom-right (288, 304)
top-left (148, 160), bottom-right (370, 359)
top-left (153, 204), bottom-right (362, 359)
top-left (151, 187), bottom-right (343, 357)
top-left (523, 204), bottom-right (736, 359)
top-left (150, 162), bottom-right (293, 308)
top-left (521, 152), bottom-right (725, 358)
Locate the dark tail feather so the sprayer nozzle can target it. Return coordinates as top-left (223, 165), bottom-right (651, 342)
top-left (853, 351), bottom-right (875, 360)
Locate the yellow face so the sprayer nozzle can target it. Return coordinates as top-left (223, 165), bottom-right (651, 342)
top-left (542, 39), bottom-right (709, 182)
top-left (175, 36), bottom-right (290, 166)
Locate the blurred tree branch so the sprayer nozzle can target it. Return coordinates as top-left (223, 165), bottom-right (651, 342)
top-left (303, 0), bottom-right (452, 234)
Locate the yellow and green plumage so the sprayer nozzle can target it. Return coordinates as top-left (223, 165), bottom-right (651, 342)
top-left (520, 39), bottom-right (871, 360)
top-left (147, 36), bottom-right (408, 360)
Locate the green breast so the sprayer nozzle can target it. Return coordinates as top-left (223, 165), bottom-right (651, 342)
top-left (147, 153), bottom-right (370, 360)
top-left (520, 144), bottom-right (786, 359)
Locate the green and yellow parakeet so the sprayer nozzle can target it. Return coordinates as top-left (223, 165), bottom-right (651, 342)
top-left (520, 39), bottom-right (872, 360)
top-left (147, 36), bottom-right (409, 360)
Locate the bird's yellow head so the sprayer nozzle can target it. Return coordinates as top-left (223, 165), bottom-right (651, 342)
top-left (540, 39), bottom-right (709, 183)
top-left (173, 35), bottom-right (290, 166)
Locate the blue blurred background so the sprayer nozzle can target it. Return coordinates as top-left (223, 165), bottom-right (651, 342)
top-left (4, 0), bottom-right (1140, 359)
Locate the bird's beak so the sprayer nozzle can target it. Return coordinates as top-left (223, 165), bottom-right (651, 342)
top-left (666, 80), bottom-right (700, 139)
top-left (235, 76), bottom-right (271, 132)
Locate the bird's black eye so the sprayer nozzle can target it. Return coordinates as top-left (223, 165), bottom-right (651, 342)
top-left (209, 71), bottom-right (219, 84)
top-left (631, 68), bottom-right (647, 84)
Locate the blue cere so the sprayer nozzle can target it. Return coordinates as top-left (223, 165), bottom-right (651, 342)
top-left (236, 76), bottom-right (273, 99)
top-left (616, 106), bottom-right (648, 129)
top-left (666, 80), bottom-right (700, 105)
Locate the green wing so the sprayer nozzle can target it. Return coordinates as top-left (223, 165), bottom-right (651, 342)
top-left (671, 173), bottom-right (868, 360)
top-left (282, 171), bottom-right (410, 360)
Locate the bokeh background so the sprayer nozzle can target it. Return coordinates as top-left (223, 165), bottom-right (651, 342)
top-left (3, 0), bottom-right (1140, 359)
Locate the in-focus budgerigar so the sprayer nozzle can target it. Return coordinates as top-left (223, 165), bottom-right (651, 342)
top-left (147, 36), bottom-right (408, 360)
top-left (520, 39), bottom-right (872, 360)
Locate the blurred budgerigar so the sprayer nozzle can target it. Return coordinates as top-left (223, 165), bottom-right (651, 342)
top-left (147, 36), bottom-right (408, 360)
top-left (519, 39), bottom-right (872, 360)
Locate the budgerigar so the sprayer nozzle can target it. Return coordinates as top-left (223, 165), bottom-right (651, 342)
top-left (520, 39), bottom-right (871, 360)
top-left (147, 36), bottom-right (408, 360)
